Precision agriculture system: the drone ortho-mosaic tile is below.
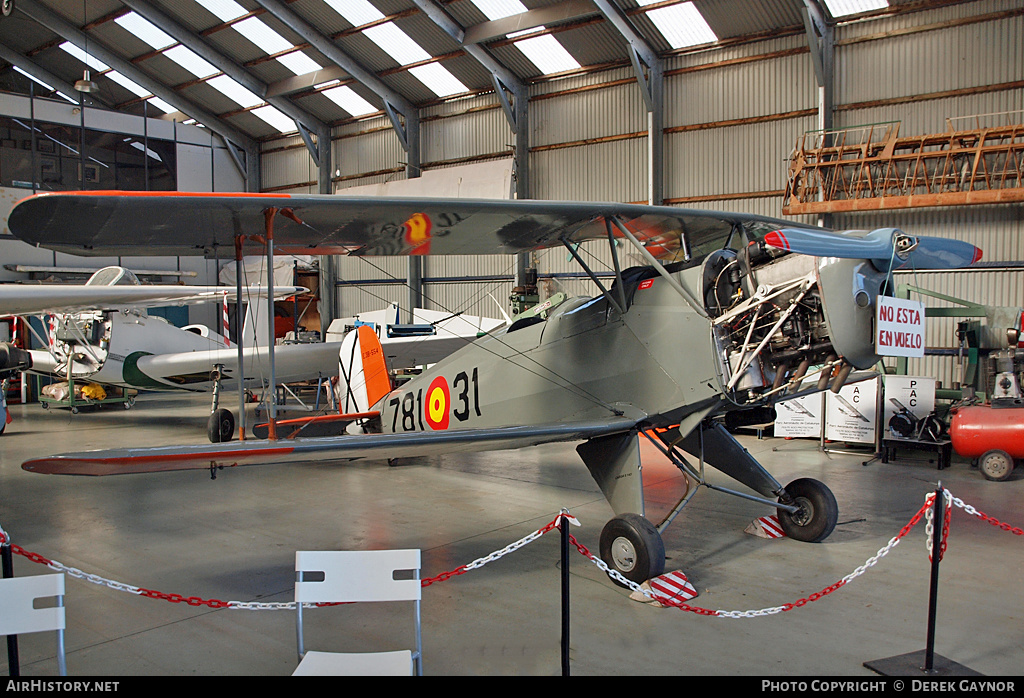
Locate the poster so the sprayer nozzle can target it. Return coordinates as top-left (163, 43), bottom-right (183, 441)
top-left (824, 377), bottom-right (879, 444)
top-left (882, 376), bottom-right (936, 439)
top-left (774, 393), bottom-right (823, 438)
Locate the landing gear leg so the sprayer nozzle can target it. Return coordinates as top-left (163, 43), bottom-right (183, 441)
top-left (207, 366), bottom-right (235, 443)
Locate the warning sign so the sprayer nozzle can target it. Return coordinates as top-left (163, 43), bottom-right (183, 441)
top-left (876, 297), bottom-right (925, 358)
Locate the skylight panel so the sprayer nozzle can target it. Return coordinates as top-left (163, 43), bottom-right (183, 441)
top-left (635, 0), bottom-right (716, 49)
top-left (512, 34), bottom-right (580, 74)
top-left (163, 45), bottom-right (219, 79)
top-left (325, 0), bottom-right (384, 26)
top-left (276, 51), bottom-right (322, 76)
top-left (251, 105), bottom-right (295, 132)
top-left (321, 84), bottom-right (378, 117)
top-left (363, 23), bottom-right (431, 66)
top-left (823, 0), bottom-right (888, 17)
top-left (207, 74), bottom-right (262, 108)
top-left (13, 66), bottom-right (54, 92)
top-left (469, 0), bottom-right (579, 75)
top-left (322, 0), bottom-right (466, 98)
top-left (115, 12), bottom-right (174, 50)
top-left (145, 97), bottom-right (176, 114)
top-left (471, 0), bottom-right (528, 21)
top-left (58, 42), bottom-right (108, 72)
top-left (198, 0), bottom-right (246, 23)
top-left (104, 71), bottom-right (151, 98)
top-left (233, 16), bottom-right (294, 54)
top-left (409, 63), bottom-right (468, 97)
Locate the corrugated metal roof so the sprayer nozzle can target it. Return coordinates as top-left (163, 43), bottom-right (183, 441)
top-left (0, 0), bottom-right (976, 143)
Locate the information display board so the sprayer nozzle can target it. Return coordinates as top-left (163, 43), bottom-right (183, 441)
top-left (774, 393), bottom-right (824, 438)
top-left (824, 378), bottom-right (880, 445)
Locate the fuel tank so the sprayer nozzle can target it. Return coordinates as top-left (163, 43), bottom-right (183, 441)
top-left (949, 404), bottom-right (1024, 459)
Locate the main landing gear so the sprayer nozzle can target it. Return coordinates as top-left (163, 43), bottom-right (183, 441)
top-left (591, 422), bottom-right (840, 586)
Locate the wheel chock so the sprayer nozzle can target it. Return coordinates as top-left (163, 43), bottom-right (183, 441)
top-left (745, 515), bottom-right (786, 539)
top-left (629, 570), bottom-right (698, 606)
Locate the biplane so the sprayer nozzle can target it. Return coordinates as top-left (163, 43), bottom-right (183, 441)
top-left (5, 191), bottom-right (981, 582)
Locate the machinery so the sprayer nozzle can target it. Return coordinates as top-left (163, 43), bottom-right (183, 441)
top-left (949, 328), bottom-right (1024, 481)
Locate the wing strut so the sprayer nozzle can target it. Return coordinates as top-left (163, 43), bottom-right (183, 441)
top-left (607, 217), bottom-right (708, 319)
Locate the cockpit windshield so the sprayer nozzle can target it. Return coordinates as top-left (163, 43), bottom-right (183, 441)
top-left (85, 266), bottom-right (141, 287)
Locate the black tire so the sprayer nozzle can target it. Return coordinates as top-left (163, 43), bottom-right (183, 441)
top-left (208, 408), bottom-right (235, 443)
top-left (599, 513), bottom-right (666, 585)
top-left (979, 449), bottom-right (1015, 482)
top-left (777, 478), bottom-right (838, 543)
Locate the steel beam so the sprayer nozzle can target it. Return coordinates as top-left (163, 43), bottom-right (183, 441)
top-left (253, 0), bottom-right (418, 157)
top-left (119, 0), bottom-right (329, 170)
top-left (463, 0), bottom-right (598, 45)
top-left (409, 0), bottom-right (528, 198)
top-left (589, 0), bottom-right (662, 204)
top-left (800, 0), bottom-right (834, 227)
top-left (16, 0), bottom-right (256, 179)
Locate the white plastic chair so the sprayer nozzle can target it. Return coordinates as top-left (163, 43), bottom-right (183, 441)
top-left (0, 574), bottom-right (67, 676)
top-left (293, 550), bottom-right (422, 676)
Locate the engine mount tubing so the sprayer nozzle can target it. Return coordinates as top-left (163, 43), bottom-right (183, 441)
top-left (703, 483), bottom-right (800, 514)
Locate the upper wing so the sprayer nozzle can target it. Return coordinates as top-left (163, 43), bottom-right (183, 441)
top-left (0, 284), bottom-right (303, 317)
top-left (7, 191), bottom-right (811, 258)
top-left (21, 416), bottom-right (639, 476)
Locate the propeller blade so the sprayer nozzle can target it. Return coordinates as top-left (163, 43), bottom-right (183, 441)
top-left (763, 227), bottom-right (982, 270)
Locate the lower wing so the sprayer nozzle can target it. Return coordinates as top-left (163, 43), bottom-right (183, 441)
top-left (22, 417), bottom-right (639, 476)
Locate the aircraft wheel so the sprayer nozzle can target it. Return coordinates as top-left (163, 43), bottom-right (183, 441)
top-left (208, 408), bottom-right (235, 443)
top-left (777, 478), bottom-right (837, 543)
top-left (979, 449), bottom-right (1015, 481)
top-left (599, 513), bottom-right (665, 586)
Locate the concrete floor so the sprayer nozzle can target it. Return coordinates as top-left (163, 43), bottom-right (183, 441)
top-left (1, 392), bottom-right (1021, 677)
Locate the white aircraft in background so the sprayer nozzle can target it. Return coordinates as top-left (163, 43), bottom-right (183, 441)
top-left (0, 266), bottom-right (505, 442)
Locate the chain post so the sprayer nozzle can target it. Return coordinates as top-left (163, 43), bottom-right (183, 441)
top-left (559, 509), bottom-right (570, 677)
top-left (2, 534), bottom-right (19, 676)
top-left (924, 484), bottom-right (945, 673)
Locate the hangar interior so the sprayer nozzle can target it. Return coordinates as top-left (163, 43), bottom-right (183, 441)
top-left (0, 0), bottom-right (1021, 677)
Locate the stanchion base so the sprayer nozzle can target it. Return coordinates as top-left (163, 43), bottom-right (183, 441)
top-left (864, 650), bottom-right (982, 677)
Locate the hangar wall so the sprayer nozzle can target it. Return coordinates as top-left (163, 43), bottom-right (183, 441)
top-left (0, 92), bottom-right (242, 328)
top-left (256, 0), bottom-right (1023, 391)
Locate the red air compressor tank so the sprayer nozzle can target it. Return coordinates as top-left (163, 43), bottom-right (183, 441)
top-left (949, 404), bottom-right (1024, 481)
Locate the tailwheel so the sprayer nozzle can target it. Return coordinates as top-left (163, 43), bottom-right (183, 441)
top-left (777, 478), bottom-right (838, 543)
top-left (599, 513), bottom-right (666, 586)
top-left (207, 408), bottom-right (235, 443)
top-left (978, 449), bottom-right (1015, 481)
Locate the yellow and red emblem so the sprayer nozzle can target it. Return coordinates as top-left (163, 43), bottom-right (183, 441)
top-left (425, 376), bottom-right (450, 430)
top-left (403, 212), bottom-right (432, 255)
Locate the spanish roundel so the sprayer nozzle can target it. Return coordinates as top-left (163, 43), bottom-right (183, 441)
top-left (425, 376), bottom-right (450, 430)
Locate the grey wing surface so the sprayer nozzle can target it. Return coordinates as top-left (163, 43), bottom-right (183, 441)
top-left (22, 417), bottom-right (640, 476)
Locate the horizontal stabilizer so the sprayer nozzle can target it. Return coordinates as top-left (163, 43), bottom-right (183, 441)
top-left (764, 227), bottom-right (981, 270)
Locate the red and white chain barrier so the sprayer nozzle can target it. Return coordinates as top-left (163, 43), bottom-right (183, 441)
top-left (0, 487), bottom-right (1020, 616)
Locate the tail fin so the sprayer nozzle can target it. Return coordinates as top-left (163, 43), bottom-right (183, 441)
top-left (335, 324), bottom-right (391, 414)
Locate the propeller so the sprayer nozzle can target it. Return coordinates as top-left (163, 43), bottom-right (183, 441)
top-left (763, 227), bottom-right (982, 270)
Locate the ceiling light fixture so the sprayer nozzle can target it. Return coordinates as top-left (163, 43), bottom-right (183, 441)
top-left (74, 0), bottom-right (99, 93)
